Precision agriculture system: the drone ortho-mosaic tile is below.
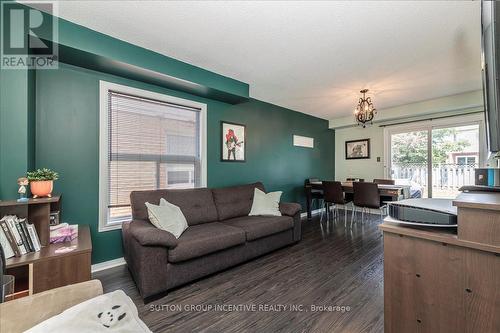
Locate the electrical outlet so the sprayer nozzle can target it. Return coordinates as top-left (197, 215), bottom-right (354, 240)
top-left (377, 157), bottom-right (381, 162)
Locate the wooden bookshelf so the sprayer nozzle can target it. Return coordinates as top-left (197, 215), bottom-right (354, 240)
top-left (5, 225), bottom-right (92, 296)
top-left (1, 196), bottom-right (92, 300)
top-left (0, 195), bottom-right (61, 246)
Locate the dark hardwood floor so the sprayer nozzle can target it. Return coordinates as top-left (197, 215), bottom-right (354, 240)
top-left (93, 212), bottom-right (384, 333)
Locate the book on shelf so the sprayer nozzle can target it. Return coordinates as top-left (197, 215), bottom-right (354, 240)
top-left (15, 218), bottom-right (32, 253)
top-left (0, 219), bottom-right (21, 257)
top-left (20, 219), bottom-right (35, 252)
top-left (19, 219), bottom-right (35, 252)
top-left (0, 224), bottom-right (15, 259)
top-left (0, 215), bottom-right (42, 257)
top-left (26, 223), bottom-right (41, 252)
top-left (4, 215), bottom-right (27, 255)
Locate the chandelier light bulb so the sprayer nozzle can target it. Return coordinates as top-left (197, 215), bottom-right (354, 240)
top-left (354, 89), bottom-right (376, 127)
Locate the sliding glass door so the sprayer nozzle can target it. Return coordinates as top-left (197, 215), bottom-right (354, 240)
top-left (385, 115), bottom-right (484, 199)
top-left (390, 128), bottom-right (430, 198)
top-left (431, 125), bottom-right (479, 198)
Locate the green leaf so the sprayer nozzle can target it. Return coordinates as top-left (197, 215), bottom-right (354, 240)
top-left (26, 168), bottom-right (59, 181)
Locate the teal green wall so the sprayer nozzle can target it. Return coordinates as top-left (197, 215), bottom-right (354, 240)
top-left (36, 63), bottom-right (334, 264)
top-left (0, 68), bottom-right (32, 198)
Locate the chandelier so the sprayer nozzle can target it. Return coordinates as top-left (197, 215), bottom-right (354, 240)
top-left (354, 89), bottom-right (376, 128)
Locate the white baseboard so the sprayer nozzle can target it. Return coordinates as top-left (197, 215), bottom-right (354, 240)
top-left (300, 208), bottom-right (323, 219)
top-left (301, 207), bottom-right (385, 219)
top-left (357, 207), bottom-right (385, 215)
top-left (91, 257), bottom-right (126, 273)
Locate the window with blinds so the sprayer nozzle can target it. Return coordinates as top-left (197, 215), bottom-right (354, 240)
top-left (99, 82), bottom-right (206, 229)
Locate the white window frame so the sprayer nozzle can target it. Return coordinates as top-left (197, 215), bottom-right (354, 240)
top-left (98, 80), bottom-right (207, 232)
top-left (455, 155), bottom-right (478, 165)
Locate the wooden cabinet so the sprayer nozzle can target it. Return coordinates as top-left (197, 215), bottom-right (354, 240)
top-left (5, 225), bottom-right (92, 299)
top-left (383, 232), bottom-right (500, 333)
top-left (384, 233), bottom-right (462, 332)
top-left (463, 249), bottom-right (500, 332)
top-left (381, 192), bottom-right (500, 333)
top-left (2, 196), bottom-right (92, 300)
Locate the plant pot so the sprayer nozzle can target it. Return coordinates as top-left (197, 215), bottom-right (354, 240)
top-left (30, 180), bottom-right (54, 198)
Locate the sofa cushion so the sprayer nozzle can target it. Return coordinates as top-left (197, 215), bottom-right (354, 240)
top-left (145, 199), bottom-right (188, 238)
top-left (168, 222), bottom-right (246, 263)
top-left (221, 216), bottom-right (293, 241)
top-left (249, 188), bottom-right (282, 216)
top-left (212, 182), bottom-right (266, 221)
top-left (131, 188), bottom-right (218, 226)
top-left (279, 202), bottom-right (301, 217)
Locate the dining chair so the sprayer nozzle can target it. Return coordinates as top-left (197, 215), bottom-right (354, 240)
top-left (322, 181), bottom-right (353, 221)
top-left (305, 178), bottom-right (324, 217)
top-left (306, 178), bottom-right (323, 193)
top-left (373, 178), bottom-right (395, 185)
top-left (373, 179), bottom-right (396, 206)
top-left (352, 182), bottom-right (387, 223)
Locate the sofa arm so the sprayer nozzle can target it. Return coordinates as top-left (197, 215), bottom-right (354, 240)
top-left (279, 202), bottom-right (301, 217)
top-left (279, 202), bottom-right (302, 242)
top-left (129, 220), bottom-right (178, 248)
top-left (0, 280), bottom-right (103, 333)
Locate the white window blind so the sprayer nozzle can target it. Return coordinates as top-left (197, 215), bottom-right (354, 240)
top-left (105, 90), bottom-right (203, 225)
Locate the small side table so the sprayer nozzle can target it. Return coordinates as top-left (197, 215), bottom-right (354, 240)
top-left (4, 225), bottom-right (92, 301)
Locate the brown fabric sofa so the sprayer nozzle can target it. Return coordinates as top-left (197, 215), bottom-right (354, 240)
top-left (122, 182), bottom-right (301, 301)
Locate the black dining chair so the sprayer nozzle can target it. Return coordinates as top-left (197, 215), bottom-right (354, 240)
top-left (373, 179), bottom-right (396, 206)
top-left (352, 182), bottom-right (387, 223)
top-left (306, 178), bottom-right (323, 193)
top-left (305, 178), bottom-right (324, 218)
top-left (322, 181), bottom-right (353, 221)
top-left (373, 178), bottom-right (395, 185)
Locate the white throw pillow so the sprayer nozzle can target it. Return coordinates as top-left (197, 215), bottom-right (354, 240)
top-left (249, 188), bottom-right (282, 216)
top-left (145, 198), bottom-right (188, 238)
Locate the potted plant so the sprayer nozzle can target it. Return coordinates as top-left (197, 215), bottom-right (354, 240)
top-left (27, 168), bottom-right (59, 198)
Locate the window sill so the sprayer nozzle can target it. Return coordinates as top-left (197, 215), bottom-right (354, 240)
top-left (98, 221), bottom-right (124, 232)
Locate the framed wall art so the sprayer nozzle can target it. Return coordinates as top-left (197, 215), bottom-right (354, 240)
top-left (345, 138), bottom-right (370, 159)
top-left (221, 121), bottom-right (246, 162)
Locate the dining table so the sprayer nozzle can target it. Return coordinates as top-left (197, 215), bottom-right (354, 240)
top-left (305, 181), bottom-right (407, 219)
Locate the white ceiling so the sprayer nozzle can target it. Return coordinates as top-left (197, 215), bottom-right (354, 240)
top-left (51, 1), bottom-right (482, 120)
